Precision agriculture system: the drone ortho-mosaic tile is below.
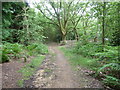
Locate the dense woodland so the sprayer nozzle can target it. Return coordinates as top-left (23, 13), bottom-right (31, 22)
top-left (1, 1), bottom-right (120, 89)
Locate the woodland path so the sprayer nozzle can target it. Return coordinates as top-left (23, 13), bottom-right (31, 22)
top-left (25, 43), bottom-right (103, 88)
top-left (48, 43), bottom-right (79, 88)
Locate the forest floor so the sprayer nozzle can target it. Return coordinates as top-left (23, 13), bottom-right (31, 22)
top-left (1, 42), bottom-right (104, 88)
top-left (24, 43), bottom-right (103, 88)
top-left (2, 56), bottom-right (35, 88)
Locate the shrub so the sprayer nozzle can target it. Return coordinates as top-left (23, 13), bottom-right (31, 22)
top-left (1, 54), bottom-right (9, 63)
top-left (66, 41), bottom-right (119, 89)
top-left (2, 43), bottom-right (23, 63)
top-left (97, 63), bottom-right (120, 77)
top-left (95, 63), bottom-right (120, 89)
top-left (1, 42), bottom-right (48, 63)
top-left (35, 43), bottom-right (48, 54)
top-left (103, 75), bottom-right (120, 89)
top-left (26, 44), bottom-right (38, 51)
top-left (3, 43), bottom-right (23, 54)
top-left (26, 43), bottom-right (48, 55)
top-left (74, 42), bottom-right (118, 61)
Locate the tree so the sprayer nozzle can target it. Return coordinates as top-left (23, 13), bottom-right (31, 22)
top-left (21, 8), bottom-right (46, 45)
top-left (2, 2), bottom-right (26, 43)
top-left (102, 2), bottom-right (106, 46)
top-left (35, 1), bottom-right (89, 42)
top-left (70, 2), bottom-right (89, 41)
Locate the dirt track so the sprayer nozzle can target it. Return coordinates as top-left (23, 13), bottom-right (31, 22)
top-left (2, 43), bottom-right (103, 88)
top-left (27, 43), bottom-right (103, 88)
top-left (2, 57), bottom-right (34, 88)
top-left (48, 44), bottom-right (79, 88)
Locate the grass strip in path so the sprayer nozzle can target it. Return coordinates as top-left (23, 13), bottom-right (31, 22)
top-left (18, 55), bottom-right (45, 87)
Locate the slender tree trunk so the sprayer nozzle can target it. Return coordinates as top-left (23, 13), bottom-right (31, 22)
top-left (23, 6), bottom-right (29, 45)
top-left (76, 32), bottom-right (79, 41)
top-left (102, 17), bottom-right (105, 46)
top-left (74, 28), bottom-right (79, 41)
top-left (102, 2), bottom-right (106, 46)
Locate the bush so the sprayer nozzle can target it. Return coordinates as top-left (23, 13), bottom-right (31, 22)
top-left (26, 44), bottom-right (38, 51)
top-left (97, 63), bottom-right (120, 78)
top-left (1, 54), bottom-right (9, 63)
top-left (2, 43), bottom-right (23, 63)
top-left (74, 42), bottom-right (118, 61)
top-left (26, 43), bottom-right (48, 55)
top-left (73, 42), bottom-right (103, 56)
top-left (35, 43), bottom-right (48, 54)
top-left (3, 43), bottom-right (23, 54)
top-left (103, 75), bottom-right (120, 89)
top-left (1, 42), bottom-right (48, 63)
top-left (73, 41), bottom-right (120, 89)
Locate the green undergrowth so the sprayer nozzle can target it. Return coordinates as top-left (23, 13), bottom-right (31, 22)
top-left (18, 55), bottom-right (45, 87)
top-left (60, 42), bottom-right (120, 89)
top-left (60, 46), bottom-right (98, 70)
top-left (1, 42), bottom-right (48, 63)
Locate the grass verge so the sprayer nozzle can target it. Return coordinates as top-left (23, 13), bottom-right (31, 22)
top-left (18, 55), bottom-right (45, 87)
top-left (60, 46), bottom-right (99, 70)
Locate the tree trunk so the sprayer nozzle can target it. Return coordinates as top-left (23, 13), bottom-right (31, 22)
top-left (76, 34), bottom-right (79, 41)
top-left (94, 37), bottom-right (97, 42)
top-left (102, 2), bottom-right (106, 46)
top-left (60, 25), bottom-right (67, 43)
top-left (74, 28), bottom-right (79, 41)
top-left (62, 34), bottom-right (66, 43)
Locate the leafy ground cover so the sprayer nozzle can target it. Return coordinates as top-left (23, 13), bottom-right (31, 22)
top-left (1, 42), bottom-right (48, 87)
top-left (18, 55), bottom-right (45, 87)
top-left (1, 42), bottom-right (48, 63)
top-left (60, 42), bottom-right (120, 89)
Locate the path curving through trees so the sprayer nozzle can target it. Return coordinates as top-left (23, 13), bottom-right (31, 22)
top-left (25, 43), bottom-right (103, 88)
top-left (48, 43), bottom-right (79, 88)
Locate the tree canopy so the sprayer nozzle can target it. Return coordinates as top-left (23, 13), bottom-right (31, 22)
top-left (1, 1), bottom-right (120, 89)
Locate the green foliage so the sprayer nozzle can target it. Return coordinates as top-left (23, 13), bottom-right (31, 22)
top-left (98, 63), bottom-right (120, 71)
top-left (2, 29), bottom-right (13, 42)
top-left (97, 63), bottom-right (120, 78)
top-left (1, 42), bottom-right (48, 63)
top-left (35, 43), bottom-right (48, 54)
top-left (111, 29), bottom-right (120, 46)
top-left (18, 55), bottom-right (45, 87)
top-left (74, 42), bottom-right (118, 62)
top-left (17, 79), bottom-right (24, 87)
top-left (103, 75), bottom-right (120, 88)
top-left (19, 8), bottom-right (47, 45)
top-left (3, 43), bottom-right (23, 54)
top-left (2, 3), bottom-right (46, 45)
top-left (26, 43), bottom-right (48, 56)
top-left (2, 2), bottom-right (26, 43)
top-left (61, 41), bottom-right (119, 89)
top-left (1, 54), bottom-right (9, 63)
top-left (1, 43), bottom-right (23, 63)
top-left (26, 44), bottom-right (38, 51)
top-left (60, 47), bottom-right (99, 69)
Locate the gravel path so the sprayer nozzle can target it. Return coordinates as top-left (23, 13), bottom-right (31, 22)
top-left (25, 43), bottom-right (103, 88)
top-left (48, 44), bottom-right (79, 88)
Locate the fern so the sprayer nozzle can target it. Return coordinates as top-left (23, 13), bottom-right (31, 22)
top-left (2, 43), bottom-right (23, 63)
top-left (98, 64), bottom-right (120, 89)
top-left (97, 63), bottom-right (120, 73)
top-left (103, 75), bottom-right (120, 86)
